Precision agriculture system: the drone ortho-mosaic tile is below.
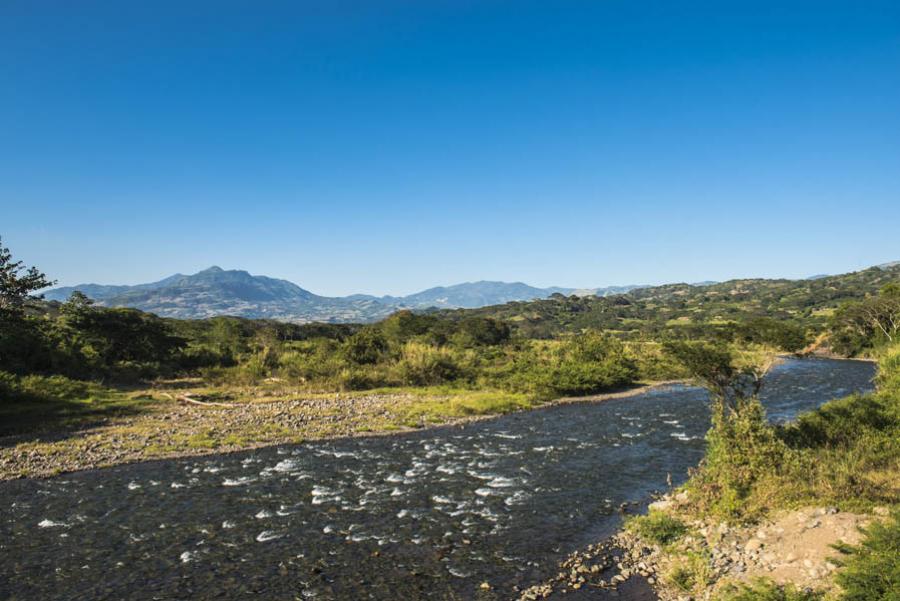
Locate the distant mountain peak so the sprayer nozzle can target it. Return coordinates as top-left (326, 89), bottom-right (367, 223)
top-left (200, 265), bottom-right (224, 273)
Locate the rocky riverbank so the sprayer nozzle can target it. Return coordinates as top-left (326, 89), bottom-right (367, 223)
top-left (514, 487), bottom-right (889, 601)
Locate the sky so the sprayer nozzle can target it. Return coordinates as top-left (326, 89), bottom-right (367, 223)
top-left (2, 1), bottom-right (899, 297)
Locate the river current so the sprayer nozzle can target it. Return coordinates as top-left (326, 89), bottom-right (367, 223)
top-left (0, 358), bottom-right (876, 600)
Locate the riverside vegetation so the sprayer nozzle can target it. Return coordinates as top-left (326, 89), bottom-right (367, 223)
top-left (617, 315), bottom-right (900, 599)
top-left (2, 238), bottom-right (899, 598)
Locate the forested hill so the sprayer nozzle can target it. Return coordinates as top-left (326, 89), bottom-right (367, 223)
top-left (435, 264), bottom-right (900, 340)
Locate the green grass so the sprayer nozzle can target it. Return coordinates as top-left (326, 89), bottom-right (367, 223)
top-left (399, 389), bottom-right (537, 426)
top-left (626, 510), bottom-right (687, 545)
top-left (665, 550), bottom-right (714, 595)
top-left (714, 579), bottom-right (824, 601)
top-left (0, 371), bottom-right (151, 436)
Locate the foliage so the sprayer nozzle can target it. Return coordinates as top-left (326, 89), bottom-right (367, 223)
top-left (0, 236), bottom-right (54, 319)
top-left (664, 341), bottom-right (786, 519)
top-left (396, 342), bottom-right (463, 386)
top-left (626, 510), bottom-right (687, 545)
top-left (665, 550), bottom-right (714, 594)
top-left (714, 579), bottom-right (823, 601)
top-left (440, 265), bottom-right (900, 345)
top-left (342, 328), bottom-right (389, 365)
top-left (833, 510), bottom-right (900, 601)
top-left (830, 284), bottom-right (900, 356)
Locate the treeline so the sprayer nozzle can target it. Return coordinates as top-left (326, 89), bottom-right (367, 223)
top-left (3, 235), bottom-right (898, 406)
top-left (4, 291), bottom-right (644, 400)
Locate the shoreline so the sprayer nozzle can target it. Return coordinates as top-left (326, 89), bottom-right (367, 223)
top-left (0, 380), bottom-right (679, 483)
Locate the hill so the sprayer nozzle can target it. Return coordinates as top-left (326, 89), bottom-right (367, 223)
top-left (435, 264), bottom-right (900, 339)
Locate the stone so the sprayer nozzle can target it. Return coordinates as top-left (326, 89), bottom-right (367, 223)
top-left (745, 538), bottom-right (764, 552)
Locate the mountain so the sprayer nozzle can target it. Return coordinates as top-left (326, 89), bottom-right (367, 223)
top-left (376, 281), bottom-right (576, 309)
top-left (46, 267), bottom-right (395, 323)
top-left (44, 268), bottom-right (638, 323)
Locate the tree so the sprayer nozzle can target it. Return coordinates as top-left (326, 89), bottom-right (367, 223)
top-left (663, 341), bottom-right (784, 516)
top-left (342, 328), bottom-right (388, 365)
top-left (662, 341), bottom-right (765, 416)
top-left (830, 285), bottom-right (900, 355)
top-left (0, 236), bottom-right (55, 319)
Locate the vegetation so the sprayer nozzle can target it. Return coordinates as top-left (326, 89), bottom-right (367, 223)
top-left (1, 240), bottom-right (899, 595)
top-left (715, 580), bottom-right (824, 601)
top-left (439, 266), bottom-right (900, 343)
top-left (834, 510), bottom-right (900, 601)
top-left (643, 292), bottom-right (900, 600)
top-left (625, 510), bottom-right (687, 545)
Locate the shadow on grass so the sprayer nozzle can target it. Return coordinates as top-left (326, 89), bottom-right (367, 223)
top-left (0, 392), bottom-right (152, 447)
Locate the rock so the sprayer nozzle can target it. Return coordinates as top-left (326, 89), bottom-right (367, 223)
top-left (873, 506), bottom-right (890, 517)
top-left (745, 538), bottom-right (764, 552)
top-left (479, 582), bottom-right (491, 590)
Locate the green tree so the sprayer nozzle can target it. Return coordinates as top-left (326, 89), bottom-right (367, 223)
top-left (0, 238), bottom-right (56, 373)
top-left (343, 328), bottom-right (388, 365)
top-left (0, 236), bottom-right (54, 319)
top-left (664, 341), bottom-right (784, 517)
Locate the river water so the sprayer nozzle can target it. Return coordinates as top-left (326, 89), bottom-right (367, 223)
top-left (0, 358), bottom-right (876, 600)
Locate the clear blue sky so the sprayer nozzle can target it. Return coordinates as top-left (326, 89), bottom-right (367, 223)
top-left (2, 1), bottom-right (899, 296)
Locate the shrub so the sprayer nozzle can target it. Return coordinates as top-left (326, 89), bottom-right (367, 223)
top-left (626, 510), bottom-right (687, 545)
top-left (396, 342), bottom-right (461, 386)
top-left (691, 397), bottom-right (787, 519)
top-left (342, 328), bottom-right (388, 365)
top-left (336, 366), bottom-right (391, 391)
top-left (834, 510), bottom-right (900, 601)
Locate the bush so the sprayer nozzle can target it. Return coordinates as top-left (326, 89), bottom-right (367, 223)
top-left (342, 328), bottom-right (388, 365)
top-left (626, 510), bottom-right (687, 545)
top-left (336, 366), bottom-right (391, 391)
top-left (396, 342), bottom-right (462, 386)
top-left (691, 397), bottom-right (787, 519)
top-left (834, 510), bottom-right (900, 601)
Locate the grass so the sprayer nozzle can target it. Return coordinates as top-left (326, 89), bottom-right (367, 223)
top-left (665, 550), bottom-right (714, 595)
top-left (714, 580), bottom-right (824, 601)
top-left (625, 510), bottom-right (687, 545)
top-left (0, 372), bottom-right (155, 437)
top-left (643, 342), bottom-right (900, 601)
top-left (399, 389), bottom-right (537, 426)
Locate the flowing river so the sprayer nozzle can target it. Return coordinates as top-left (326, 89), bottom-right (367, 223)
top-left (0, 358), bottom-right (876, 600)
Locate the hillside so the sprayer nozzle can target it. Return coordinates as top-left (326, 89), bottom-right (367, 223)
top-left (437, 264), bottom-right (900, 339)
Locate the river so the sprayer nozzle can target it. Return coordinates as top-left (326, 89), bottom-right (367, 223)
top-left (0, 357), bottom-right (876, 600)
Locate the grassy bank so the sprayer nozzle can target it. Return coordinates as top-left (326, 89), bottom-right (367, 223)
top-left (623, 343), bottom-right (900, 600)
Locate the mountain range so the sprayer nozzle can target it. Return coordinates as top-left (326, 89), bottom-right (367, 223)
top-left (43, 267), bottom-right (643, 323)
